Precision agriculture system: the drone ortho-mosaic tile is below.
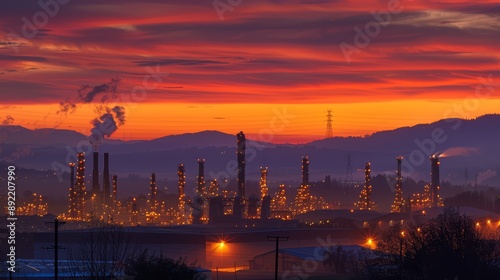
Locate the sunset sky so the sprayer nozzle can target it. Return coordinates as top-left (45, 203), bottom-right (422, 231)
top-left (1, 0), bottom-right (499, 143)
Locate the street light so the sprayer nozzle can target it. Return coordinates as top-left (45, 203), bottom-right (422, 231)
top-left (217, 240), bottom-right (226, 268)
top-left (400, 231), bottom-right (405, 264)
top-left (399, 230), bottom-right (405, 277)
top-left (366, 237), bottom-right (375, 249)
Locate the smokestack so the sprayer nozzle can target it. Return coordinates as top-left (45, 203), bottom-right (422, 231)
top-left (302, 156), bottom-right (309, 186)
top-left (357, 162), bottom-right (373, 210)
top-left (74, 152), bottom-right (86, 220)
top-left (70, 163), bottom-right (75, 188)
top-left (236, 131), bottom-right (246, 200)
top-left (150, 172), bottom-right (157, 212)
top-left (391, 156), bottom-right (404, 213)
top-left (103, 153), bottom-right (110, 206)
top-left (193, 159), bottom-right (206, 225)
top-left (178, 164), bottom-right (186, 217)
top-left (197, 159), bottom-right (206, 196)
top-left (112, 175), bottom-right (117, 209)
top-left (260, 167), bottom-right (268, 200)
top-left (277, 184), bottom-right (287, 211)
top-left (69, 162), bottom-right (76, 218)
top-left (92, 152), bottom-right (100, 196)
top-left (430, 156), bottom-right (440, 207)
top-left (365, 162), bottom-right (372, 209)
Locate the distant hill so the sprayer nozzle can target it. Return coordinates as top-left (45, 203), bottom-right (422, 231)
top-left (99, 130), bottom-right (274, 154)
top-left (308, 114), bottom-right (500, 154)
top-left (1, 115), bottom-right (499, 201)
top-left (0, 126), bottom-right (271, 152)
top-left (0, 125), bottom-right (87, 146)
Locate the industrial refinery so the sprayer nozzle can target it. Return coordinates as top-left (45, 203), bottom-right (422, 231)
top-left (55, 131), bottom-right (448, 227)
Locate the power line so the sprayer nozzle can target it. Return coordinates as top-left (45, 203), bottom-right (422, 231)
top-left (45, 219), bottom-right (66, 280)
top-left (267, 236), bottom-right (288, 280)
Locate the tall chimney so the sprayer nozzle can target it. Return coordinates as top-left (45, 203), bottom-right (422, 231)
top-left (365, 162), bottom-right (372, 209)
top-left (69, 162), bottom-right (76, 218)
top-left (236, 131), bottom-right (246, 200)
top-left (70, 162), bottom-right (75, 188)
top-left (112, 175), bottom-right (118, 209)
top-left (103, 153), bottom-right (110, 206)
top-left (178, 164), bottom-right (186, 217)
top-left (75, 152), bottom-right (86, 220)
top-left (302, 156), bottom-right (309, 186)
top-left (357, 162), bottom-right (372, 210)
top-left (150, 172), bottom-right (157, 212)
top-left (391, 156), bottom-right (404, 213)
top-left (430, 156), bottom-right (440, 207)
top-left (92, 152), bottom-right (100, 196)
top-left (194, 159), bottom-right (206, 224)
top-left (260, 167), bottom-right (268, 200)
top-left (197, 159), bottom-right (206, 196)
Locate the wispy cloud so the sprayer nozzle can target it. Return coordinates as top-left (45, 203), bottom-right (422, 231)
top-left (0, 0), bottom-right (498, 105)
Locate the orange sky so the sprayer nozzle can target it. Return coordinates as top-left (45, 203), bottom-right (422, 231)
top-left (4, 99), bottom-right (500, 143)
top-left (1, 0), bottom-right (500, 143)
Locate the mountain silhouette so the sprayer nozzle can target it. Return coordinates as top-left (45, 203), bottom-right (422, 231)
top-left (1, 115), bottom-right (499, 189)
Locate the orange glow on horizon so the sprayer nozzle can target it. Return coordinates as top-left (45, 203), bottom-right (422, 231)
top-left (3, 99), bottom-right (500, 144)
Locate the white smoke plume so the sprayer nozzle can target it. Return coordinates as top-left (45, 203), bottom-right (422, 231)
top-left (438, 147), bottom-right (479, 158)
top-left (88, 105), bottom-right (126, 148)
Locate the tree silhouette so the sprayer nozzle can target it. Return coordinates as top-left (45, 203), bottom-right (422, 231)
top-left (125, 250), bottom-right (207, 280)
top-left (372, 207), bottom-right (500, 280)
top-left (323, 245), bottom-right (361, 273)
top-left (67, 220), bottom-right (136, 279)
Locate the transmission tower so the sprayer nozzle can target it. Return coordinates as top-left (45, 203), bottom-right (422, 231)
top-left (326, 109), bottom-right (333, 138)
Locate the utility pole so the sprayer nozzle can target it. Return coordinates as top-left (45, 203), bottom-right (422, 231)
top-left (267, 236), bottom-right (288, 280)
top-left (46, 218), bottom-right (66, 280)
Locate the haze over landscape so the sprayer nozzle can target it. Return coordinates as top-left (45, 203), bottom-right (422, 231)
top-left (1, 114), bottom-right (499, 204)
